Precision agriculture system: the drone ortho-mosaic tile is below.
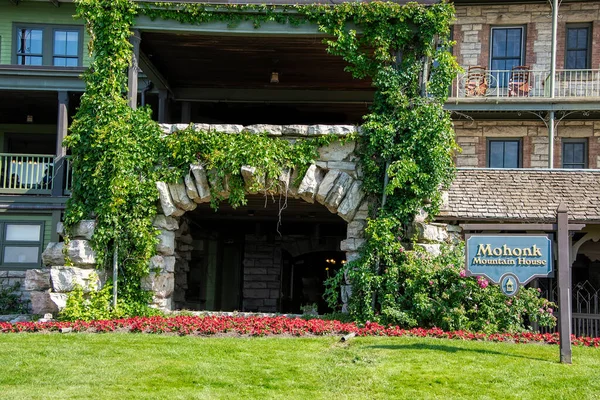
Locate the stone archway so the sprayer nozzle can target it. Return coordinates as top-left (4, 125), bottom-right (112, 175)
top-left (147, 124), bottom-right (370, 311)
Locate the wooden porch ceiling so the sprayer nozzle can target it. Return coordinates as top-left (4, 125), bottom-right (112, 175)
top-left (140, 32), bottom-right (373, 93)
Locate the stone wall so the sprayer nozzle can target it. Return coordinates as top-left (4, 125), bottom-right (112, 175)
top-left (454, 2), bottom-right (600, 71)
top-left (243, 235), bottom-right (282, 312)
top-left (454, 120), bottom-right (600, 168)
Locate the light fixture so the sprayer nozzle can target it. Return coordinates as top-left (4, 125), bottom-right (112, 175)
top-left (270, 71), bottom-right (279, 84)
top-left (247, 210), bottom-right (255, 217)
top-left (26, 115), bottom-right (33, 123)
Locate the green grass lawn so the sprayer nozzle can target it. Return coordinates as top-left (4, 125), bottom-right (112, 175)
top-left (0, 334), bottom-right (599, 399)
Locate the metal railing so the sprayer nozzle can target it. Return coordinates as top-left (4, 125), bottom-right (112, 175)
top-left (0, 153), bottom-right (54, 194)
top-left (451, 68), bottom-right (600, 99)
top-left (538, 279), bottom-right (600, 338)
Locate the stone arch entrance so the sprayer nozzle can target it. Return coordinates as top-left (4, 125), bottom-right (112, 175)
top-left (148, 124), bottom-right (370, 311)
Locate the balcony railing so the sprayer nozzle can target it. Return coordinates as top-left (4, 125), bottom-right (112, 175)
top-left (451, 68), bottom-right (600, 99)
top-left (0, 153), bottom-right (54, 194)
top-left (0, 153), bottom-right (72, 196)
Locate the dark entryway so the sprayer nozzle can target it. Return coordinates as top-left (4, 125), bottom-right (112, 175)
top-left (175, 195), bottom-right (346, 313)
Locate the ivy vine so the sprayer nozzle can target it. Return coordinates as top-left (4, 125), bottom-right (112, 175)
top-left (67, 0), bottom-right (459, 319)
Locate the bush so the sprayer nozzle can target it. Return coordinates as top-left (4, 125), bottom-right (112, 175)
top-left (0, 279), bottom-right (29, 314)
top-left (59, 281), bottom-right (163, 322)
top-left (326, 237), bottom-right (557, 334)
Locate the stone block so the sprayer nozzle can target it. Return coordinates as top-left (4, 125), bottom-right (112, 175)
top-left (324, 172), bottom-right (352, 212)
top-left (190, 164), bottom-right (211, 203)
top-left (414, 243), bottom-right (442, 257)
top-left (315, 170), bottom-right (341, 204)
top-left (24, 269), bottom-right (51, 291)
top-left (411, 222), bottom-right (448, 243)
top-left (169, 182), bottom-right (197, 212)
top-left (337, 181), bottom-right (365, 222)
top-left (308, 125), bottom-right (357, 136)
top-left (50, 266), bottom-right (105, 293)
top-left (184, 174), bottom-right (200, 202)
top-left (42, 240), bottom-right (96, 267)
top-left (30, 291), bottom-right (59, 314)
top-left (244, 124), bottom-right (282, 136)
top-left (156, 181), bottom-right (185, 217)
top-left (244, 289), bottom-right (269, 299)
top-left (282, 125), bottom-right (308, 136)
top-left (318, 141), bottom-right (356, 161)
top-left (209, 124), bottom-right (244, 134)
top-left (57, 220), bottom-right (96, 240)
top-left (153, 215), bottom-right (179, 231)
top-left (347, 220), bottom-right (366, 239)
top-left (156, 230), bottom-right (175, 256)
top-left (298, 164), bottom-right (325, 203)
top-left (141, 272), bottom-right (174, 298)
top-left (340, 239), bottom-right (366, 252)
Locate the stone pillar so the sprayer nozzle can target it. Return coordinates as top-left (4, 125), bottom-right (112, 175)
top-left (128, 29), bottom-right (141, 110)
top-left (51, 91), bottom-right (68, 197)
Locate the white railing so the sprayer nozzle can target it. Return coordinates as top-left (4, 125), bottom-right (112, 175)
top-left (0, 153), bottom-right (54, 194)
top-left (451, 68), bottom-right (600, 99)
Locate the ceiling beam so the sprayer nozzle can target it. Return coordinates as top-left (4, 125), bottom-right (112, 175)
top-left (173, 88), bottom-right (374, 104)
top-left (139, 51), bottom-right (172, 94)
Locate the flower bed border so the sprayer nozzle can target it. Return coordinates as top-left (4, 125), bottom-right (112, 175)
top-left (1, 315), bottom-right (598, 347)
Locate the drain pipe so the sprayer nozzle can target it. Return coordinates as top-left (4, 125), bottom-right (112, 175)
top-left (140, 82), bottom-right (153, 108)
top-left (548, 0), bottom-right (558, 168)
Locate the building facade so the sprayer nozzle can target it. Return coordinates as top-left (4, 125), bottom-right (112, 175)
top-left (0, 0), bottom-right (599, 335)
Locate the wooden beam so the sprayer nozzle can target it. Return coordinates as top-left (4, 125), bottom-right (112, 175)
top-left (460, 223), bottom-right (585, 232)
top-left (139, 51), bottom-right (172, 94)
top-left (173, 88), bottom-right (374, 104)
top-left (557, 203), bottom-right (572, 364)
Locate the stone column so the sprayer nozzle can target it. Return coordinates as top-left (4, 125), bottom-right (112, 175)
top-left (51, 91), bottom-right (68, 198)
top-left (128, 29), bottom-right (141, 110)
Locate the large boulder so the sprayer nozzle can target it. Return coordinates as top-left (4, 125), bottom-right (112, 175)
top-left (42, 240), bottom-right (96, 267)
top-left (49, 266), bottom-right (105, 293)
top-left (24, 269), bottom-right (51, 291)
top-left (56, 220), bottom-right (96, 240)
top-left (141, 272), bottom-right (174, 299)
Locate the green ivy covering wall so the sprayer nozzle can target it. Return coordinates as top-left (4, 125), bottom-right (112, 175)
top-left (66, 0), bottom-right (460, 319)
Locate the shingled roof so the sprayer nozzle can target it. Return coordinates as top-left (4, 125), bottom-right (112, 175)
top-left (438, 169), bottom-right (600, 223)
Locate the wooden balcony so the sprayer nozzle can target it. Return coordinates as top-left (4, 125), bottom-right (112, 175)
top-left (0, 153), bottom-right (71, 196)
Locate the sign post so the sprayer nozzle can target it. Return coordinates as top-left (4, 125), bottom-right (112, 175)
top-left (461, 205), bottom-right (584, 364)
top-left (557, 204), bottom-right (572, 364)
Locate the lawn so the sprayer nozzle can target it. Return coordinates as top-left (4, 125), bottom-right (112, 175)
top-left (0, 334), bottom-right (599, 399)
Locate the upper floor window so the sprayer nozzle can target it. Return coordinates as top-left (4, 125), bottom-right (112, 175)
top-left (565, 24), bottom-right (591, 69)
top-left (490, 27), bottom-right (525, 87)
top-left (14, 24), bottom-right (82, 67)
top-left (562, 139), bottom-right (587, 169)
top-left (488, 139), bottom-right (521, 168)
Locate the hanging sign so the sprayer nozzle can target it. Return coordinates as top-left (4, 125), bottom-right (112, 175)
top-left (465, 234), bottom-right (553, 296)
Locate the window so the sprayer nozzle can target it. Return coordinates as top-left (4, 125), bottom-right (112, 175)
top-left (562, 139), bottom-right (587, 169)
top-left (488, 139), bottom-right (521, 168)
top-left (0, 222), bottom-right (44, 268)
top-left (490, 27), bottom-right (525, 87)
top-left (14, 24), bottom-right (82, 67)
top-left (565, 24), bottom-right (591, 69)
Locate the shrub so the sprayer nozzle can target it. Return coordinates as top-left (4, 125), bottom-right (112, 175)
top-left (0, 279), bottom-right (29, 314)
top-left (326, 236), bottom-right (556, 334)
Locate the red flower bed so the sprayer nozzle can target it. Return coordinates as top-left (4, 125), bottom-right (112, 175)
top-left (1, 315), bottom-right (599, 347)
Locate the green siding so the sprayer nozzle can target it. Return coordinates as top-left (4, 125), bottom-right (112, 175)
top-left (0, 2), bottom-right (90, 67)
top-left (0, 213), bottom-right (52, 251)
